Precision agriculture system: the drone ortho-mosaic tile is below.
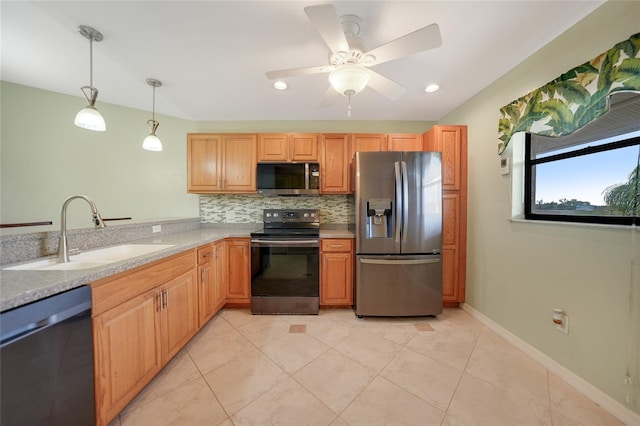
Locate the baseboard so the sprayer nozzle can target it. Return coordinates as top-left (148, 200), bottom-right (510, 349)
top-left (460, 303), bottom-right (640, 426)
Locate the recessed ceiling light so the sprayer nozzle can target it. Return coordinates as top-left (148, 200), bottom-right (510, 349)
top-left (273, 81), bottom-right (288, 90)
top-left (425, 84), bottom-right (440, 93)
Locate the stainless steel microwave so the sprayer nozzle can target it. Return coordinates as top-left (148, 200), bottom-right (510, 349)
top-left (257, 162), bottom-right (320, 195)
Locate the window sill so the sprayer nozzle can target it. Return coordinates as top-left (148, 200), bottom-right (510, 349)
top-left (509, 217), bottom-right (638, 231)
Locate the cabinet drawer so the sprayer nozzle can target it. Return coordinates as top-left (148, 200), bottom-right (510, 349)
top-left (321, 239), bottom-right (353, 252)
top-left (197, 244), bottom-right (214, 264)
top-left (91, 250), bottom-right (196, 316)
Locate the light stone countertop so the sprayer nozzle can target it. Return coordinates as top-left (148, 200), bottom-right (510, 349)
top-left (1, 223), bottom-right (355, 312)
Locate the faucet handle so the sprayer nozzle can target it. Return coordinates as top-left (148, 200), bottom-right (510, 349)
top-left (93, 213), bottom-right (107, 228)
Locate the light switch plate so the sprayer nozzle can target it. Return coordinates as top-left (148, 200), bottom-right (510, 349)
top-left (499, 156), bottom-right (510, 175)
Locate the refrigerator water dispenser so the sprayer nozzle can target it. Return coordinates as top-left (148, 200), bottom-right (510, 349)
top-left (366, 198), bottom-right (392, 238)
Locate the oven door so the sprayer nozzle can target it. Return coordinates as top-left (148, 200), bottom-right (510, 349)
top-left (250, 237), bottom-right (319, 314)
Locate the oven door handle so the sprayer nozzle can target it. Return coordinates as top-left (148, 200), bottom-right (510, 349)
top-left (251, 239), bottom-right (319, 246)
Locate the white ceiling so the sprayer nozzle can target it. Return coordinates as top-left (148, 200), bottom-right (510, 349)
top-left (1, 1), bottom-right (604, 122)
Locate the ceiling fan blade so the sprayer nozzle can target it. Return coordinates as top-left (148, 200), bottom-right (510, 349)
top-left (266, 65), bottom-right (333, 80)
top-left (365, 23), bottom-right (441, 65)
top-left (367, 71), bottom-right (406, 100)
top-left (319, 86), bottom-right (340, 108)
top-left (304, 4), bottom-right (350, 54)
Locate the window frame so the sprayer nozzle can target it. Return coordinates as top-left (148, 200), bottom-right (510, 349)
top-left (524, 133), bottom-right (640, 226)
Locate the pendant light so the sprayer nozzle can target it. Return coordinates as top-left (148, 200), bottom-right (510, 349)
top-left (74, 25), bottom-right (106, 131)
top-left (142, 78), bottom-right (163, 151)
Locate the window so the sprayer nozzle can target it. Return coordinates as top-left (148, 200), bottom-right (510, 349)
top-left (525, 131), bottom-right (640, 225)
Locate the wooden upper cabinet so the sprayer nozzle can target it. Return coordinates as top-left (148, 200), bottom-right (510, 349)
top-left (258, 134), bottom-right (288, 161)
top-left (350, 134), bottom-right (387, 159)
top-left (320, 134), bottom-right (349, 194)
top-left (187, 133), bottom-right (257, 193)
top-left (187, 134), bottom-right (222, 192)
top-left (290, 134), bottom-right (318, 161)
top-left (221, 134), bottom-right (257, 192)
top-left (258, 133), bottom-right (318, 162)
top-left (423, 125), bottom-right (466, 192)
top-left (387, 133), bottom-right (423, 151)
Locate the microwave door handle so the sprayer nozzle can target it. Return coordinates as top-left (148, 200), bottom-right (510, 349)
top-left (305, 163), bottom-right (309, 190)
top-left (394, 161), bottom-right (402, 243)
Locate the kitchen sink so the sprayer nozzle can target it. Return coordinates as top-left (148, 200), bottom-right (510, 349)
top-left (4, 244), bottom-right (175, 271)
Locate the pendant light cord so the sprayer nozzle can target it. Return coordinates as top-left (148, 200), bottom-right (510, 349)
top-left (89, 36), bottom-right (93, 88)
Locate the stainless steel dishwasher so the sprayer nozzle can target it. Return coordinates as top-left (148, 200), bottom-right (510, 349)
top-left (0, 285), bottom-right (94, 425)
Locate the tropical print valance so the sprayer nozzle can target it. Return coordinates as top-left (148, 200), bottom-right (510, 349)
top-left (498, 32), bottom-right (640, 155)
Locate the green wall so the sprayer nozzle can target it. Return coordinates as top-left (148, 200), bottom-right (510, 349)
top-left (440, 0), bottom-right (639, 416)
top-left (0, 81), bottom-right (432, 231)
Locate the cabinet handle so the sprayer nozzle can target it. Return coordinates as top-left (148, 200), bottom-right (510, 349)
top-left (156, 291), bottom-right (162, 312)
top-left (201, 269), bottom-right (207, 284)
top-left (217, 179), bottom-right (221, 189)
top-left (203, 252), bottom-right (212, 258)
top-left (330, 244), bottom-right (343, 248)
top-left (163, 289), bottom-right (169, 309)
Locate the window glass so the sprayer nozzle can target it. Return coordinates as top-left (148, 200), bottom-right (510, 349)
top-left (526, 133), bottom-right (640, 225)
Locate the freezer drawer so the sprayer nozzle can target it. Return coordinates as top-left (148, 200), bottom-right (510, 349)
top-left (355, 255), bottom-right (442, 317)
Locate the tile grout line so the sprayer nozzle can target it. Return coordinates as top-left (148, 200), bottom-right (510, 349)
top-left (438, 323), bottom-right (485, 424)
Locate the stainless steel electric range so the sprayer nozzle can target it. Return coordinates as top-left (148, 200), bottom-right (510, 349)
top-left (250, 209), bottom-right (320, 315)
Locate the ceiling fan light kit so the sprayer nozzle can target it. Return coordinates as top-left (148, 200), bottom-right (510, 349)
top-left (329, 64), bottom-right (371, 96)
top-left (75, 25), bottom-right (106, 131)
top-left (265, 4), bottom-right (442, 115)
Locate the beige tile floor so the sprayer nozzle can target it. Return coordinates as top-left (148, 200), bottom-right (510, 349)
top-left (110, 308), bottom-right (624, 426)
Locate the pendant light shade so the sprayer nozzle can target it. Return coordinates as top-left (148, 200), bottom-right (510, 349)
top-left (75, 25), bottom-right (105, 131)
top-left (143, 78), bottom-right (163, 151)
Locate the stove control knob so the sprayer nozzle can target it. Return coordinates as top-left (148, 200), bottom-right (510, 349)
top-left (303, 213), bottom-right (309, 218)
top-left (273, 212), bottom-right (279, 218)
top-left (265, 213), bottom-right (271, 218)
top-left (310, 213), bottom-right (315, 217)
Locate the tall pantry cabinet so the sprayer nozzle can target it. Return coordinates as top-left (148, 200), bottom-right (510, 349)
top-left (423, 125), bottom-right (467, 306)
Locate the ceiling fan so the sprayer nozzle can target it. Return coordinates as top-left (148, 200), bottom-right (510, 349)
top-left (266, 4), bottom-right (442, 107)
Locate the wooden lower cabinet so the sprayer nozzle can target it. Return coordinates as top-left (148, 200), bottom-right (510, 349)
top-left (320, 238), bottom-right (354, 306)
top-left (225, 238), bottom-right (251, 304)
top-left (197, 244), bottom-right (216, 327)
top-left (92, 251), bottom-right (197, 426)
top-left (213, 240), bottom-right (227, 310)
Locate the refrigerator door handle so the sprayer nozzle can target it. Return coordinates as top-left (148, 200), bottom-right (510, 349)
top-left (360, 258), bottom-right (441, 265)
top-left (394, 161), bottom-right (402, 243)
top-left (401, 161), bottom-right (409, 243)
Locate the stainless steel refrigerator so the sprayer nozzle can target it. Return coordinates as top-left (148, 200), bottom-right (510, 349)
top-left (354, 151), bottom-right (443, 317)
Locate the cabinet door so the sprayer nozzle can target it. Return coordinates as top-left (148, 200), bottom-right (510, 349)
top-left (226, 239), bottom-right (250, 303)
top-left (258, 134), bottom-right (288, 161)
top-left (213, 240), bottom-right (227, 310)
top-left (187, 134), bottom-right (221, 192)
top-left (387, 134), bottom-right (423, 152)
top-left (221, 134), bottom-right (257, 192)
top-left (423, 126), bottom-right (463, 191)
top-left (320, 134), bottom-right (349, 194)
top-left (290, 134), bottom-right (319, 161)
top-left (93, 289), bottom-right (162, 425)
top-left (350, 134), bottom-right (387, 158)
top-left (197, 245), bottom-right (216, 328)
top-left (442, 193), bottom-right (460, 302)
top-left (320, 239), bottom-right (354, 306)
top-left (161, 269), bottom-right (198, 361)
top-left (321, 252), bottom-right (353, 305)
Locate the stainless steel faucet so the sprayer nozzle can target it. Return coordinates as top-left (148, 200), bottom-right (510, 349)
top-left (57, 195), bottom-right (106, 262)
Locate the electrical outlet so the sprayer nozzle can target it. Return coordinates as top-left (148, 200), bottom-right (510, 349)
top-left (152, 225), bottom-right (162, 233)
top-left (552, 308), bottom-right (569, 334)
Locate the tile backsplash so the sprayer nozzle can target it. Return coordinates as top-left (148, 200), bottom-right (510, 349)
top-left (200, 194), bottom-right (354, 223)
